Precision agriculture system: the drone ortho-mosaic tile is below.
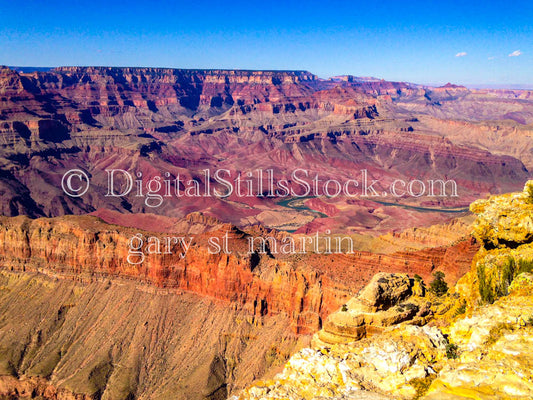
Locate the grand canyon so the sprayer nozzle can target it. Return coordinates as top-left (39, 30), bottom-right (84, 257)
top-left (0, 65), bottom-right (533, 399)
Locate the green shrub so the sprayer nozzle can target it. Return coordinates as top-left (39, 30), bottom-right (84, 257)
top-left (496, 257), bottom-right (517, 297)
top-left (414, 274), bottom-right (423, 283)
top-left (454, 302), bottom-right (467, 317)
top-left (478, 263), bottom-right (494, 304)
top-left (518, 259), bottom-right (533, 274)
top-left (445, 343), bottom-right (459, 359)
top-left (341, 304), bottom-right (348, 312)
top-left (410, 375), bottom-right (435, 399)
top-left (486, 322), bottom-right (514, 346)
top-left (429, 271), bottom-right (448, 297)
top-left (479, 257), bottom-right (532, 304)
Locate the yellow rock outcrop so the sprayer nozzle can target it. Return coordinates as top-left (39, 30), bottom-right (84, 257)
top-left (312, 273), bottom-right (431, 347)
top-left (236, 181), bottom-right (533, 400)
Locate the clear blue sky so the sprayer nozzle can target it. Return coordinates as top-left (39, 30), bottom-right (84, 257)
top-left (1, 0), bottom-right (531, 85)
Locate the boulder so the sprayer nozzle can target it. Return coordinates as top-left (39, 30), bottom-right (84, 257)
top-left (354, 273), bottom-right (413, 312)
top-left (313, 273), bottom-right (423, 346)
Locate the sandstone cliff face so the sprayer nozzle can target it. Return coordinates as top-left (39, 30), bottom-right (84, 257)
top-left (456, 180), bottom-right (533, 305)
top-left (417, 116), bottom-right (533, 171)
top-left (426, 278), bottom-right (533, 399)
top-left (0, 214), bottom-right (475, 335)
top-left (0, 375), bottom-right (92, 400)
top-left (312, 273), bottom-right (431, 347)
top-left (238, 284), bottom-right (533, 400)
top-left (236, 182), bottom-right (533, 400)
top-left (0, 215), bottom-right (328, 334)
top-left (378, 216), bottom-right (474, 251)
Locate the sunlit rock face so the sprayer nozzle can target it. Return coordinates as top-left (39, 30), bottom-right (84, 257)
top-left (236, 182), bottom-right (533, 400)
top-left (312, 273), bottom-right (431, 347)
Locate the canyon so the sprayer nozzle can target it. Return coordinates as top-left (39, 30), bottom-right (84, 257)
top-left (0, 66), bottom-right (531, 234)
top-left (1, 65), bottom-right (532, 399)
top-left (236, 182), bottom-right (533, 400)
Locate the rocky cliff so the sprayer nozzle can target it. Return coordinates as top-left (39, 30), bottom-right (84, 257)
top-left (0, 269), bottom-right (306, 400)
top-left (236, 181), bottom-right (533, 400)
top-left (0, 214), bottom-right (475, 335)
top-left (0, 212), bottom-right (476, 399)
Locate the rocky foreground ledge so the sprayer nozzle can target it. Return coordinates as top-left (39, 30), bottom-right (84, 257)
top-left (234, 181), bottom-right (533, 400)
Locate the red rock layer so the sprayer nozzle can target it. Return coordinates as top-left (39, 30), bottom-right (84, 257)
top-left (0, 215), bottom-right (478, 334)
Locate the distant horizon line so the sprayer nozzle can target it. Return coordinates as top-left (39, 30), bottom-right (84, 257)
top-left (5, 65), bottom-right (533, 90)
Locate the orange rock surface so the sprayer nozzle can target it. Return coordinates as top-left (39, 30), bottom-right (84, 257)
top-left (0, 215), bottom-right (477, 334)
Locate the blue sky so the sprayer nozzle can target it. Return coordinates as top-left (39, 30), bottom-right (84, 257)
top-left (1, 0), bottom-right (531, 85)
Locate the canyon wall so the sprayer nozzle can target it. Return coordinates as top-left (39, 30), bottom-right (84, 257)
top-left (0, 215), bottom-right (477, 334)
top-left (0, 213), bottom-right (478, 398)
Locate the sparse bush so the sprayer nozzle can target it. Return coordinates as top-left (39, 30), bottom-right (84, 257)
top-left (429, 271), bottom-right (448, 297)
top-left (496, 257), bottom-right (517, 297)
top-left (485, 322), bottom-right (514, 345)
top-left (454, 302), bottom-right (467, 317)
top-left (478, 257), bottom-right (531, 304)
top-left (486, 322), bottom-right (515, 346)
top-left (518, 259), bottom-right (533, 274)
top-left (410, 375), bottom-right (435, 399)
top-left (341, 304), bottom-right (348, 312)
top-left (445, 343), bottom-right (459, 359)
top-left (478, 263), bottom-right (495, 304)
top-left (414, 274), bottom-right (423, 283)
